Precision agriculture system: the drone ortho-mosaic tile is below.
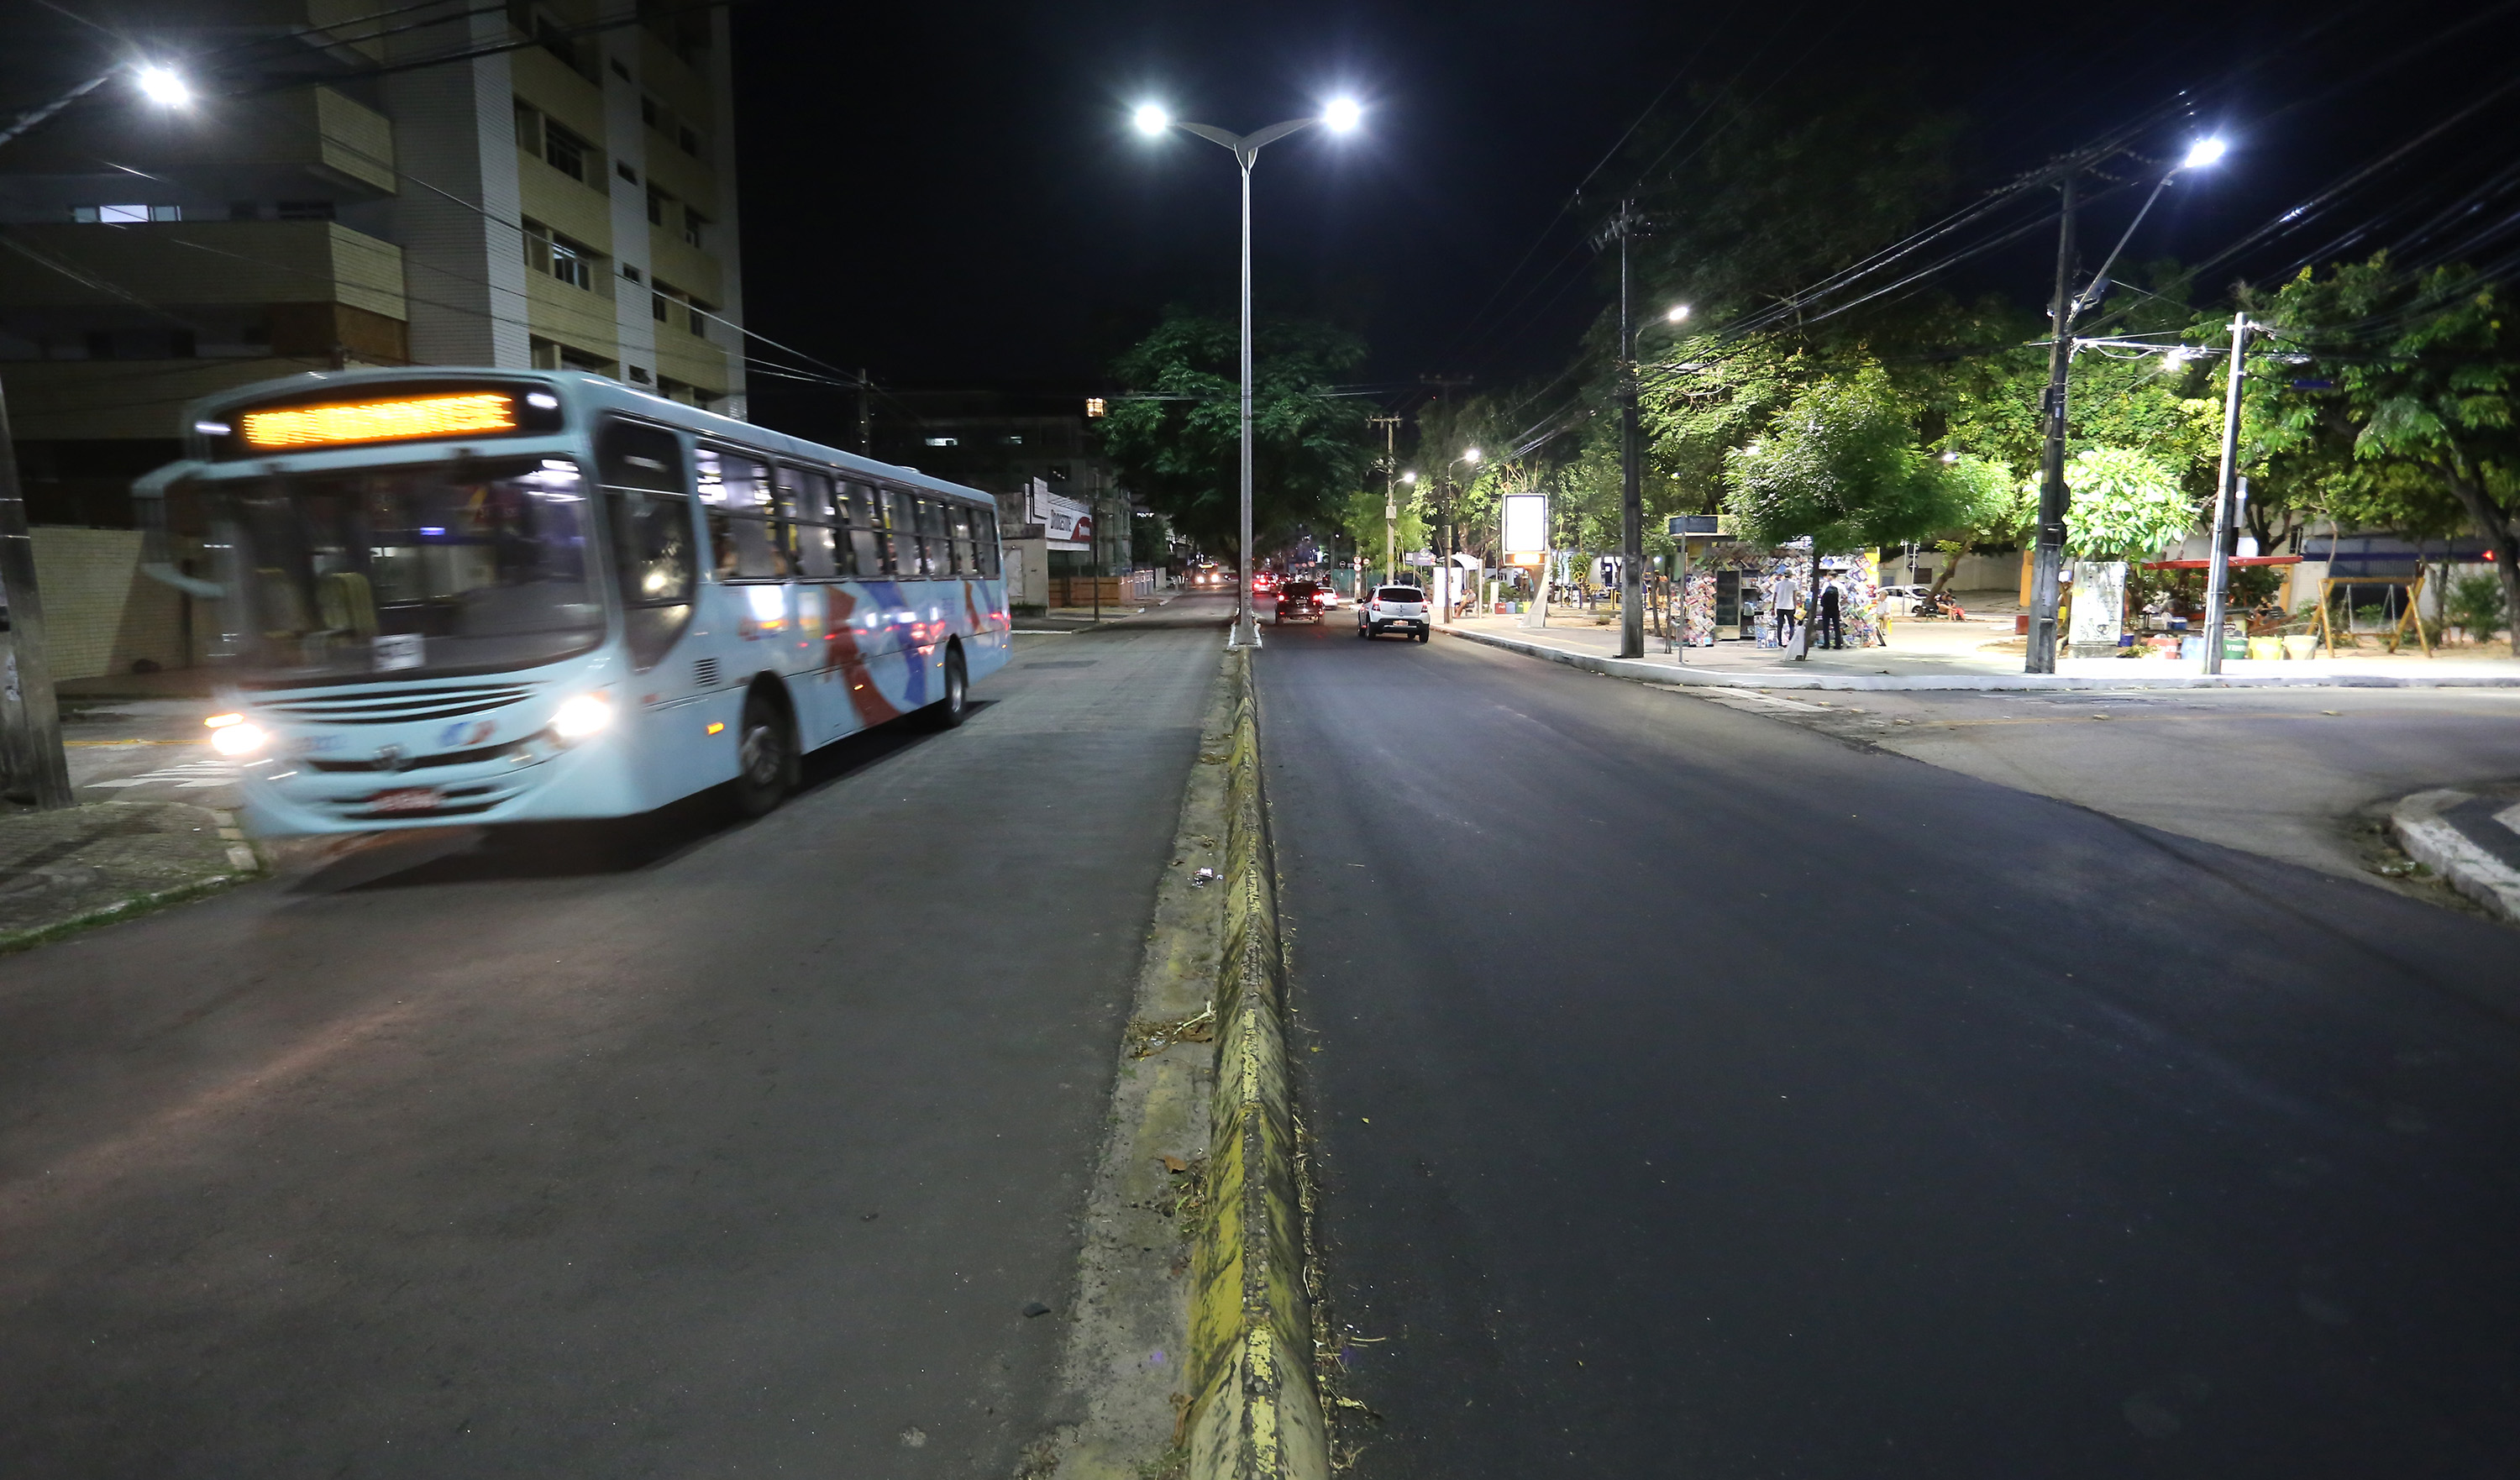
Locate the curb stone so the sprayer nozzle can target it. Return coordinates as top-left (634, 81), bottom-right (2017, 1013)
top-left (1184, 648), bottom-right (1326, 1480)
top-left (1433, 622), bottom-right (2520, 692)
top-left (2391, 789), bottom-right (2520, 926)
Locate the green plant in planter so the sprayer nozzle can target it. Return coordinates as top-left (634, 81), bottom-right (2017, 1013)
top-left (2446, 572), bottom-right (2507, 640)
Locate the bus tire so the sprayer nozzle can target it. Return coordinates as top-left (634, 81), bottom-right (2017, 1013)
top-left (732, 686), bottom-right (795, 817)
top-left (921, 643), bottom-right (969, 731)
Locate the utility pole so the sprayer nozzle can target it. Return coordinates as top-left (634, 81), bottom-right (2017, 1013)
top-left (2027, 172), bottom-right (2078, 674)
top-left (1591, 201), bottom-right (1649, 659)
top-left (0, 384), bottom-right (71, 807)
top-left (1368, 412), bottom-right (1399, 587)
top-left (2201, 312), bottom-right (2251, 675)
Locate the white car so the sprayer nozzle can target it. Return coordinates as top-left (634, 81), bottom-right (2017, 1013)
top-left (1358, 585), bottom-right (1431, 642)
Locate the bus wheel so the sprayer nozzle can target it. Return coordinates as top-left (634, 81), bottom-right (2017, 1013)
top-left (921, 645), bottom-right (969, 731)
top-left (732, 689), bottom-right (794, 816)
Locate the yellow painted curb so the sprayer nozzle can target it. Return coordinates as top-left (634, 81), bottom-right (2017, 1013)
top-left (1184, 649), bottom-right (1327, 1480)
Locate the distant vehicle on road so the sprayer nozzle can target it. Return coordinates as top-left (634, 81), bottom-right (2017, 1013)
top-left (138, 368), bottom-right (1012, 834)
top-left (1275, 580), bottom-right (1326, 623)
top-left (1359, 585), bottom-right (1431, 642)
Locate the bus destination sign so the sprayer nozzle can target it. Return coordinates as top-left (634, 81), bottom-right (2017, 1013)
top-left (240, 391), bottom-right (517, 450)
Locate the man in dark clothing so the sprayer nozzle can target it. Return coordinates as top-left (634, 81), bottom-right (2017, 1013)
top-left (1818, 577), bottom-right (1845, 649)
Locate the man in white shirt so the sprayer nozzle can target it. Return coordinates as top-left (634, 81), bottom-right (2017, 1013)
top-left (1770, 573), bottom-right (1800, 647)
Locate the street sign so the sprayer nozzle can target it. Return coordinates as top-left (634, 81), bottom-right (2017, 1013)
top-left (1404, 550), bottom-right (1435, 567)
top-left (1666, 514), bottom-right (1719, 536)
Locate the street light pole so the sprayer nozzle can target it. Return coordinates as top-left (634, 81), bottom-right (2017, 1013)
top-left (1136, 99), bottom-right (1362, 649)
top-left (2201, 311), bottom-right (2251, 675)
top-left (1609, 201), bottom-right (1646, 659)
top-left (2028, 136), bottom-right (2227, 673)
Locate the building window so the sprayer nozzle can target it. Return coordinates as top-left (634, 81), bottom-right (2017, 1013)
top-left (69, 205), bottom-right (97, 223)
top-left (686, 299), bottom-right (710, 334)
top-left (99, 204), bottom-right (148, 223)
top-left (524, 221), bottom-right (600, 290)
top-left (923, 437), bottom-right (958, 448)
top-left (621, 264), bottom-right (642, 283)
top-left (615, 160), bottom-right (638, 184)
top-left (641, 94), bottom-right (664, 129)
top-left (628, 365), bottom-right (653, 383)
top-left (150, 205), bottom-right (181, 222)
top-left (512, 99), bottom-right (541, 154)
top-left (646, 185), bottom-right (669, 226)
top-left (681, 207), bottom-right (707, 249)
top-left (276, 200), bottom-right (333, 221)
top-left (543, 120), bottom-right (590, 181)
top-left (677, 123), bottom-right (705, 157)
top-left (1085, 397), bottom-right (1107, 417)
top-left (651, 291), bottom-right (670, 322)
top-left (1000, 434), bottom-right (1024, 445)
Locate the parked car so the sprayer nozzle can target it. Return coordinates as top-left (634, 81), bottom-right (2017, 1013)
top-left (1358, 585), bottom-right (1431, 642)
top-left (1275, 580), bottom-right (1326, 623)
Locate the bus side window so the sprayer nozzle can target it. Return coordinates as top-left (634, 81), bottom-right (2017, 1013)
top-left (781, 465), bottom-right (836, 579)
top-left (836, 479), bottom-right (882, 576)
top-left (947, 503), bottom-right (977, 575)
top-left (913, 496), bottom-right (948, 577)
top-left (697, 446), bottom-right (781, 580)
top-left (881, 487), bottom-right (918, 576)
top-left (596, 420), bottom-right (695, 671)
top-left (975, 506), bottom-right (1001, 577)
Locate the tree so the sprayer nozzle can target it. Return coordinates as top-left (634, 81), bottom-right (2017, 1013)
top-left (1098, 309), bottom-right (1374, 556)
top-left (1722, 369), bottom-right (1983, 550)
top-left (2265, 255), bottom-right (2520, 644)
top-left (2039, 446), bottom-right (2194, 559)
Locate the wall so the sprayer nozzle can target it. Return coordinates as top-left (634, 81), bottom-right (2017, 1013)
top-left (27, 527), bottom-right (187, 680)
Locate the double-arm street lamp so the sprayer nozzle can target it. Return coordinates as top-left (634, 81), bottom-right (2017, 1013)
top-left (2024, 134), bottom-right (2227, 673)
top-left (0, 60), bottom-right (193, 808)
top-left (1135, 97), bottom-right (1362, 648)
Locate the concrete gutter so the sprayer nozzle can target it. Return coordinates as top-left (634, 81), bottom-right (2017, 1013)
top-left (1433, 623), bottom-right (2520, 693)
top-left (1184, 648), bottom-right (1326, 1480)
top-left (2391, 789), bottom-right (2520, 926)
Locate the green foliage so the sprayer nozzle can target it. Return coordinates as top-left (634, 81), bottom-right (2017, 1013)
top-left (1721, 369), bottom-right (1981, 550)
top-left (1326, 484), bottom-right (1423, 577)
top-left (2032, 446), bottom-right (2195, 559)
top-left (2261, 255), bottom-right (2520, 633)
top-left (1099, 309), bottom-right (1374, 555)
top-left (2447, 572), bottom-right (2507, 637)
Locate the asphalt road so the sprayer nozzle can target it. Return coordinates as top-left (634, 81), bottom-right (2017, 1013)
top-left (0, 606), bottom-right (1226, 1477)
top-left (1259, 619), bottom-right (2520, 1478)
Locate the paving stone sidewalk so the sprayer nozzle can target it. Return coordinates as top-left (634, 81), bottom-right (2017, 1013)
top-left (0, 801), bottom-right (259, 947)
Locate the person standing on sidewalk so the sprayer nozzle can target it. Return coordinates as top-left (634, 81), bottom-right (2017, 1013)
top-left (1771, 571), bottom-right (1800, 648)
top-left (1817, 574), bottom-right (1845, 650)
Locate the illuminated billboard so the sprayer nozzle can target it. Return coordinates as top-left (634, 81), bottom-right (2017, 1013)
top-left (1502, 492), bottom-right (1547, 567)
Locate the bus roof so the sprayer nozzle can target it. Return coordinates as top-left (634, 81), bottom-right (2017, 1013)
top-left (174, 366), bottom-right (1001, 508)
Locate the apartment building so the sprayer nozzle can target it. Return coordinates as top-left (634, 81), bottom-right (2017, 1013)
top-left (0, 0), bottom-right (745, 679)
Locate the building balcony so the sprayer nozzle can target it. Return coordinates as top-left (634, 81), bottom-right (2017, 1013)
top-left (0, 220), bottom-right (405, 320)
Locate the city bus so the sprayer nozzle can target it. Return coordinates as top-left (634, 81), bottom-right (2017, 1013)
top-left (131, 368), bottom-right (1011, 835)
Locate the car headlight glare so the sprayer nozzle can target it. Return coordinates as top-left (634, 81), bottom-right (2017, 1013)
top-left (209, 720), bottom-right (267, 757)
top-left (552, 693), bottom-right (613, 740)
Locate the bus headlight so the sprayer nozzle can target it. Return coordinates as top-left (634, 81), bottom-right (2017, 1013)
top-left (207, 714), bottom-right (267, 757)
top-left (551, 693), bottom-right (613, 742)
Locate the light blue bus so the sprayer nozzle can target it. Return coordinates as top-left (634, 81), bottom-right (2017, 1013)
top-left (134, 368), bottom-right (1011, 833)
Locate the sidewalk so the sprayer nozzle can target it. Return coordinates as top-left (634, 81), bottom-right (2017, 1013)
top-left (0, 800), bottom-right (258, 947)
top-left (1435, 608), bottom-right (2520, 690)
top-left (2391, 784), bottom-right (2520, 925)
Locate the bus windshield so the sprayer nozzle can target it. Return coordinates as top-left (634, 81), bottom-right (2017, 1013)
top-left (223, 457), bottom-right (605, 682)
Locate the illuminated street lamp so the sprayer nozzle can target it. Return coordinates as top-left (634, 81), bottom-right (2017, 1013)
top-left (2025, 135), bottom-right (2228, 673)
top-left (0, 59), bottom-right (198, 809)
top-left (1135, 97), bottom-right (1363, 648)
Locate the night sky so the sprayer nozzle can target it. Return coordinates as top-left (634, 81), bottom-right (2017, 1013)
top-left (731, 0), bottom-right (2520, 435)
